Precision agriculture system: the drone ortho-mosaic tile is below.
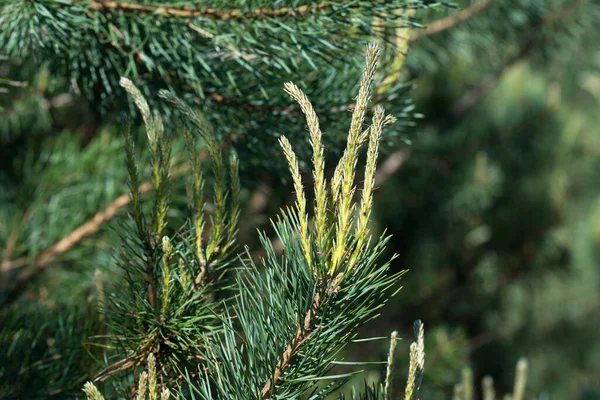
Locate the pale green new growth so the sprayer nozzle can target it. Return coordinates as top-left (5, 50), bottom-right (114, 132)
top-left (284, 82), bottom-right (328, 253)
top-left (384, 330), bottom-right (399, 400)
top-left (461, 366), bottom-right (474, 400)
top-left (138, 371), bottom-right (149, 400)
top-left (279, 44), bottom-right (392, 277)
top-left (112, 353), bottom-right (171, 400)
top-left (483, 376), bottom-right (496, 400)
top-left (278, 135), bottom-right (312, 267)
top-left (453, 358), bottom-right (528, 400)
top-left (121, 77), bottom-right (173, 308)
top-left (83, 382), bottom-right (105, 400)
top-left (148, 353), bottom-right (157, 400)
top-left (161, 236), bottom-right (174, 314)
top-left (453, 384), bottom-right (464, 400)
top-left (331, 44), bottom-right (381, 273)
top-left (158, 89), bottom-right (237, 266)
top-left (404, 321), bottom-right (425, 400)
top-left (105, 354), bottom-right (168, 400)
top-left (354, 106), bottom-right (386, 265)
top-left (512, 358), bottom-right (528, 400)
top-left (121, 79), bottom-right (171, 239)
top-left (119, 78), bottom-right (152, 134)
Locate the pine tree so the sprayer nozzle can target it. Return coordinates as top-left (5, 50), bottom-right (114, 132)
top-left (2, 1), bottom-right (600, 398)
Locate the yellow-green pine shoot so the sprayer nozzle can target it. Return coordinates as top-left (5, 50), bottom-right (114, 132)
top-left (461, 366), bottom-right (474, 400)
top-left (279, 136), bottom-right (312, 267)
top-left (83, 382), bottom-right (105, 400)
top-left (119, 78), bottom-right (152, 135)
top-left (283, 82), bottom-right (327, 255)
top-left (161, 236), bottom-right (174, 314)
top-left (178, 258), bottom-right (190, 291)
top-left (95, 269), bottom-right (104, 320)
top-left (378, 7), bottom-right (415, 94)
top-left (183, 129), bottom-right (206, 267)
top-left (353, 106), bottom-right (386, 264)
top-left (482, 376), bottom-right (496, 400)
top-left (120, 77), bottom-right (170, 238)
top-left (147, 353), bottom-right (158, 400)
top-left (331, 44), bottom-right (381, 274)
top-left (404, 322), bottom-right (425, 400)
top-left (453, 384), bottom-right (464, 400)
top-left (404, 343), bottom-right (419, 400)
top-left (224, 153), bottom-right (241, 254)
top-left (138, 371), bottom-right (149, 400)
top-left (384, 331), bottom-right (399, 400)
top-left (512, 358), bottom-right (528, 400)
top-left (153, 111), bottom-right (171, 239)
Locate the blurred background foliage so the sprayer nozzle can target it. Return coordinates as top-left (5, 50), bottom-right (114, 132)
top-left (1, 0), bottom-right (600, 398)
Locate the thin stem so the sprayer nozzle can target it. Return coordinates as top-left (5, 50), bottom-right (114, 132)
top-left (63, 0), bottom-right (330, 20)
top-left (410, 0), bottom-right (495, 41)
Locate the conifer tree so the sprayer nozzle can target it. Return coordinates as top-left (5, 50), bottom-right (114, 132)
top-left (2, 1), bottom-right (600, 398)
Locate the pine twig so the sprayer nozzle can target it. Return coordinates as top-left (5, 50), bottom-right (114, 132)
top-left (449, 39), bottom-right (534, 119)
top-left (260, 270), bottom-right (352, 398)
top-left (66, 0), bottom-right (330, 21)
top-left (3, 161), bottom-right (186, 303)
top-left (260, 290), bottom-right (323, 398)
top-left (8, 181), bottom-right (146, 271)
top-left (410, 0), bottom-right (495, 41)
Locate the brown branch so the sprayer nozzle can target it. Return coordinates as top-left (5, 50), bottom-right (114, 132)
top-left (449, 39), bottom-right (534, 119)
top-left (261, 291), bottom-right (322, 398)
top-left (3, 163), bottom-right (189, 304)
top-left (2, 128), bottom-right (243, 305)
top-left (8, 181), bottom-right (150, 278)
top-left (261, 271), bottom-right (349, 398)
top-left (410, 0), bottom-right (495, 41)
top-left (450, 0), bottom-right (586, 120)
top-left (542, 0), bottom-right (588, 25)
top-left (82, 0), bottom-right (329, 21)
top-left (375, 149), bottom-right (411, 186)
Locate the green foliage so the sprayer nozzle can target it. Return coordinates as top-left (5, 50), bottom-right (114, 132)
top-left (0, 304), bottom-right (98, 398)
top-left (76, 44), bottom-right (427, 400)
top-left (0, 0), bottom-right (439, 176)
top-left (0, 0), bottom-right (440, 104)
top-left (371, 1), bottom-right (600, 397)
top-left (97, 78), bottom-right (240, 389)
top-left (2, 1), bottom-right (600, 399)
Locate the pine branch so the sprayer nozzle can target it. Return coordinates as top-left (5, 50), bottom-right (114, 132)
top-left (2, 136), bottom-right (238, 304)
top-left (250, 44), bottom-right (400, 399)
top-left (73, 0), bottom-right (331, 21)
top-left (260, 289), bottom-right (323, 398)
top-left (542, 0), bottom-right (588, 25)
top-left (449, 38), bottom-right (534, 119)
top-left (410, 0), bottom-right (496, 41)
